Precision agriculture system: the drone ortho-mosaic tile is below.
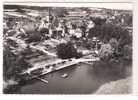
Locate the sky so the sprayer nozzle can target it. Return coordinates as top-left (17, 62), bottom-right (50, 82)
top-left (4, 2), bottom-right (133, 10)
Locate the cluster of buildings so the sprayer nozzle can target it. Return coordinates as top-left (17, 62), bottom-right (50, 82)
top-left (3, 6), bottom-right (132, 42)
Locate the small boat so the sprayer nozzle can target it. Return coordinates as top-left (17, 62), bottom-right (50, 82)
top-left (61, 73), bottom-right (68, 78)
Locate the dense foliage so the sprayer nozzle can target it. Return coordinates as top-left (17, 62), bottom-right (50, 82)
top-left (88, 23), bottom-right (132, 51)
top-left (3, 43), bottom-right (32, 81)
top-left (56, 42), bottom-right (82, 59)
top-left (90, 17), bottom-right (106, 26)
top-left (87, 22), bottom-right (132, 77)
top-left (98, 43), bottom-right (113, 61)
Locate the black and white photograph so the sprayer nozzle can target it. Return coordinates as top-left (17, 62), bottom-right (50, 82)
top-left (3, 2), bottom-right (133, 94)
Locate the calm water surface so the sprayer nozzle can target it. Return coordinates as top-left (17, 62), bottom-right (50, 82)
top-left (18, 61), bottom-right (129, 94)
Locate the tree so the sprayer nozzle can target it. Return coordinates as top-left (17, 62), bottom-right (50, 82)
top-left (109, 38), bottom-right (119, 52)
top-left (90, 17), bottom-right (106, 26)
top-left (88, 23), bottom-right (132, 51)
top-left (3, 41), bottom-right (32, 81)
top-left (56, 42), bottom-right (82, 59)
top-left (25, 31), bottom-right (42, 43)
top-left (99, 43), bottom-right (113, 61)
top-left (123, 45), bottom-right (132, 61)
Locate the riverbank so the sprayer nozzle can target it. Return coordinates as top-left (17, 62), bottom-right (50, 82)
top-left (94, 76), bottom-right (132, 94)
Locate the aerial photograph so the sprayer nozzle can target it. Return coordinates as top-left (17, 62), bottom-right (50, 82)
top-left (3, 3), bottom-right (132, 94)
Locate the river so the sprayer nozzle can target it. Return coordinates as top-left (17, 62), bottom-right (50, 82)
top-left (16, 60), bottom-right (131, 94)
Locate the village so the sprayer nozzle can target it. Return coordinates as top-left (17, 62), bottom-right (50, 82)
top-left (3, 4), bottom-right (132, 94)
